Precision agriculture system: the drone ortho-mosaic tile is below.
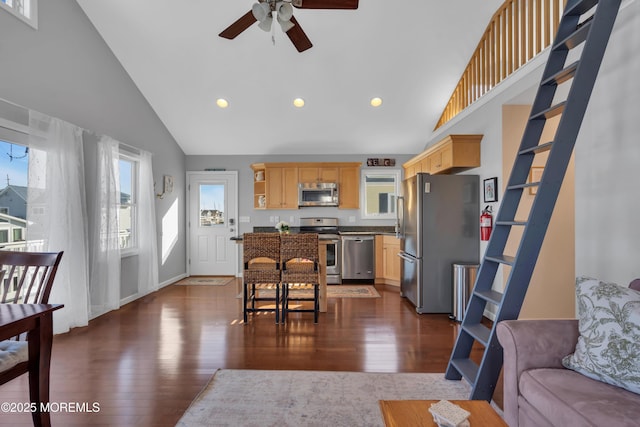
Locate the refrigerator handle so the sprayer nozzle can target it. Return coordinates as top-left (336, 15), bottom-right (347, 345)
top-left (395, 195), bottom-right (404, 239)
top-left (397, 251), bottom-right (416, 263)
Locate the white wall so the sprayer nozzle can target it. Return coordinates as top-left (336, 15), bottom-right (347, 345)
top-left (575, 0), bottom-right (640, 285)
top-left (421, 0), bottom-right (640, 316)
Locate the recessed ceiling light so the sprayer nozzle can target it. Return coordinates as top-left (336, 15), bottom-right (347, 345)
top-left (293, 98), bottom-right (305, 108)
top-left (216, 98), bottom-right (229, 108)
top-left (370, 97), bottom-right (383, 107)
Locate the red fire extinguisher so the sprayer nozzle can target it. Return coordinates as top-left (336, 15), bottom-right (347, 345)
top-left (480, 205), bottom-right (493, 241)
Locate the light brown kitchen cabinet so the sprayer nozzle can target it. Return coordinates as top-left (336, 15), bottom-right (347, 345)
top-left (298, 167), bottom-right (338, 183)
top-left (375, 235), bottom-right (401, 286)
top-left (403, 134), bottom-right (482, 178)
top-left (338, 166), bottom-right (360, 209)
top-left (266, 166), bottom-right (298, 209)
top-left (251, 162), bottom-right (360, 210)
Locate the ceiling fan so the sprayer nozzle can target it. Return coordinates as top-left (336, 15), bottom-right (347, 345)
top-left (219, 0), bottom-right (359, 53)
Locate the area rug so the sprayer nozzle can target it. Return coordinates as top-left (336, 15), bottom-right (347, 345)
top-left (175, 276), bottom-right (235, 286)
top-left (177, 369), bottom-right (471, 427)
top-left (237, 285), bottom-right (380, 299)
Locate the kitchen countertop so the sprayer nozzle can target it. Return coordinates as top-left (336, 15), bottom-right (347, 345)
top-left (249, 226), bottom-right (396, 235)
top-left (231, 234), bottom-right (338, 241)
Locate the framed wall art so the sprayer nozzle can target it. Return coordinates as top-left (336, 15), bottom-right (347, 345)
top-left (483, 177), bottom-right (498, 203)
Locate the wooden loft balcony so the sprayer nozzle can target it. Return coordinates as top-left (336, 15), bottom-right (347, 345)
top-left (435, 0), bottom-right (568, 129)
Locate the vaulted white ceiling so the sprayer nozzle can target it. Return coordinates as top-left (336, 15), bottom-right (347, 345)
top-left (76, 1), bottom-right (504, 155)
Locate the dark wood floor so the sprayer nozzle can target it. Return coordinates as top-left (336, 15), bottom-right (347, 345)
top-left (0, 279), bottom-right (499, 426)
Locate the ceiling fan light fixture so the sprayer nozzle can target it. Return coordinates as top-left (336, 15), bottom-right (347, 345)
top-left (370, 97), bottom-right (383, 107)
top-left (216, 98), bottom-right (229, 108)
top-left (278, 15), bottom-right (295, 32)
top-left (293, 98), bottom-right (305, 108)
top-left (257, 14), bottom-right (273, 31)
top-left (251, 2), bottom-right (271, 21)
top-left (276, 2), bottom-right (293, 21)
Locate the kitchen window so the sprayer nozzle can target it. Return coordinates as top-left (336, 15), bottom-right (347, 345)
top-left (119, 154), bottom-right (138, 255)
top-left (360, 169), bottom-right (402, 219)
top-left (0, 0), bottom-right (38, 29)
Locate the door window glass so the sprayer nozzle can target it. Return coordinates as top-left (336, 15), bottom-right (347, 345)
top-left (200, 184), bottom-right (225, 226)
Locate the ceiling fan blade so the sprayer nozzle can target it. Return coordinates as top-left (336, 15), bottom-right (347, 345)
top-left (219, 11), bottom-right (257, 39)
top-left (285, 16), bottom-right (313, 52)
top-left (292, 0), bottom-right (358, 9)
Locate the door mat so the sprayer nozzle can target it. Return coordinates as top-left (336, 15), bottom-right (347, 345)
top-left (175, 276), bottom-right (235, 286)
top-left (237, 284), bottom-right (380, 298)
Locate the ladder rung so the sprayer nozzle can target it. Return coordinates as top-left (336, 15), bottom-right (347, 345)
top-left (463, 323), bottom-right (491, 346)
top-left (542, 61), bottom-right (579, 86)
top-left (507, 182), bottom-right (538, 192)
top-left (554, 19), bottom-right (592, 50)
top-left (485, 255), bottom-right (515, 266)
top-left (450, 358), bottom-right (479, 383)
top-left (519, 141), bottom-right (553, 155)
top-left (474, 289), bottom-right (503, 306)
top-left (531, 102), bottom-right (566, 120)
top-left (564, 0), bottom-right (599, 16)
top-left (495, 220), bottom-right (527, 226)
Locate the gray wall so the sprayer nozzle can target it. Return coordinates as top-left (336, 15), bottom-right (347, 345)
top-left (0, 0), bottom-right (187, 289)
top-left (186, 154), bottom-right (413, 235)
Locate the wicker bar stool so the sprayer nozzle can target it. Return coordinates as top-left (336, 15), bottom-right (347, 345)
top-left (242, 233), bottom-right (282, 323)
top-left (281, 233), bottom-right (320, 323)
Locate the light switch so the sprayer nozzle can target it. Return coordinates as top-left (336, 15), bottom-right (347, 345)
top-left (348, 216), bottom-right (356, 223)
top-left (239, 216), bottom-right (250, 223)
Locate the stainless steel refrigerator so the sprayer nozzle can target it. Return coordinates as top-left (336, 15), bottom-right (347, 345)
top-left (397, 173), bottom-right (479, 314)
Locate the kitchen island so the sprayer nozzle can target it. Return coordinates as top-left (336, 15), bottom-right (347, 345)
top-left (232, 235), bottom-right (329, 313)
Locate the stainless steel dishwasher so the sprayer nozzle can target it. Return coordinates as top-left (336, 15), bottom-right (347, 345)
top-left (341, 234), bottom-right (375, 281)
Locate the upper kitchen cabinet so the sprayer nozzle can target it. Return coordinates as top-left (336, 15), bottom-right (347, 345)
top-left (298, 166), bottom-right (339, 183)
top-left (266, 166), bottom-right (298, 209)
top-left (251, 162), bottom-right (361, 210)
top-left (338, 165), bottom-right (360, 209)
top-left (403, 134), bottom-right (482, 178)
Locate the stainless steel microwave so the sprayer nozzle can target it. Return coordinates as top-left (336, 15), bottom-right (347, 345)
top-left (298, 182), bottom-right (339, 207)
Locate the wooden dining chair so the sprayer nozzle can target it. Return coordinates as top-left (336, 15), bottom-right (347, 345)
top-left (0, 250), bottom-right (64, 386)
top-left (280, 233), bottom-right (320, 323)
top-left (242, 233), bottom-right (282, 323)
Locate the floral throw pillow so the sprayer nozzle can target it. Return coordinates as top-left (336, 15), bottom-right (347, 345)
top-left (562, 277), bottom-right (640, 395)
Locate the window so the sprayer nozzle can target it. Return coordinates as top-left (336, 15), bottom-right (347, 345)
top-left (118, 154), bottom-right (138, 254)
top-left (360, 169), bottom-right (402, 219)
top-left (0, 139), bottom-right (28, 250)
top-left (0, 0), bottom-right (37, 29)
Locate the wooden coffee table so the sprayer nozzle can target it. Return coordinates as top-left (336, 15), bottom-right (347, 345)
top-left (379, 400), bottom-right (507, 427)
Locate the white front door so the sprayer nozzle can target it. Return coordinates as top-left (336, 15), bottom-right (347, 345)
top-left (187, 171), bottom-right (238, 276)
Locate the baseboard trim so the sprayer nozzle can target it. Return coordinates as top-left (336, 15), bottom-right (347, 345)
top-left (159, 273), bottom-right (187, 289)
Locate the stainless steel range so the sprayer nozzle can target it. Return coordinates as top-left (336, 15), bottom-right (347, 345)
top-left (299, 217), bottom-right (341, 284)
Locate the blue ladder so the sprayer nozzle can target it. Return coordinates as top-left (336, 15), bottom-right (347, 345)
top-left (445, 0), bottom-right (622, 401)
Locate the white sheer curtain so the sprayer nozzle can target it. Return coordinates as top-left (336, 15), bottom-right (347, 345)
top-left (89, 135), bottom-right (121, 317)
top-left (27, 111), bottom-right (90, 334)
top-left (137, 150), bottom-right (159, 295)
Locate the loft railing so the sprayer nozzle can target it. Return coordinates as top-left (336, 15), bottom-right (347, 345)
top-left (435, 0), bottom-right (567, 129)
